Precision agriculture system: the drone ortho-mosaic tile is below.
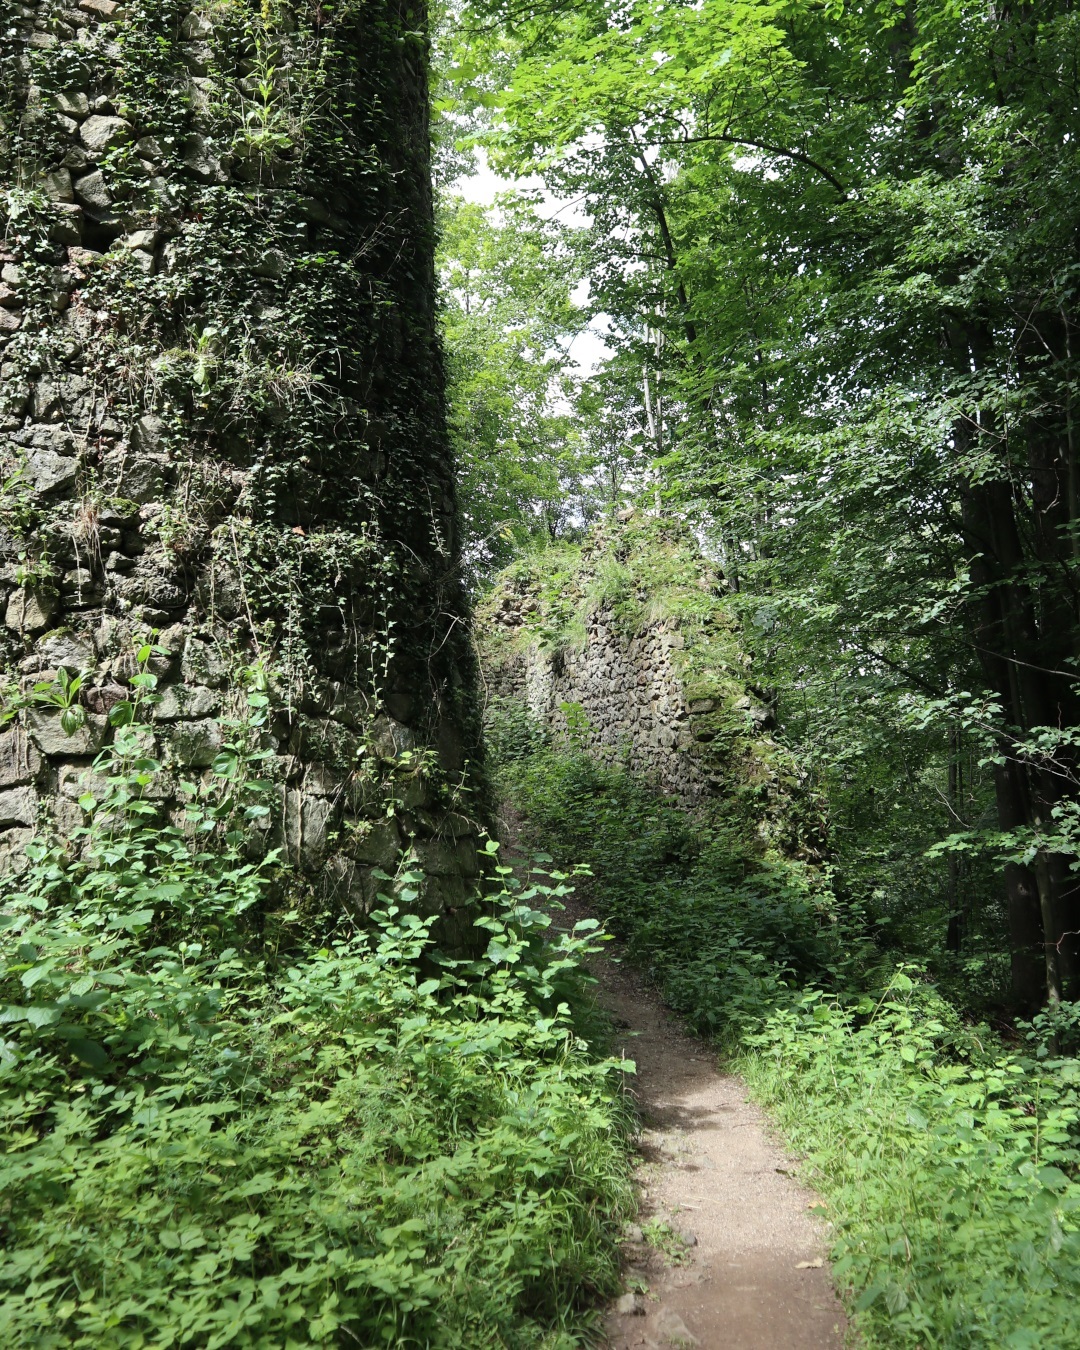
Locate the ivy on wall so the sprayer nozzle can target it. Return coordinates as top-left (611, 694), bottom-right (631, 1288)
top-left (0, 0), bottom-right (486, 929)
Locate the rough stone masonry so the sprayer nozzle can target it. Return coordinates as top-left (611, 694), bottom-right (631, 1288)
top-left (478, 518), bottom-right (826, 860)
top-left (0, 0), bottom-right (485, 939)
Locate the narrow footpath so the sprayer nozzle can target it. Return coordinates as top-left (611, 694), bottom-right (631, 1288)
top-left (563, 894), bottom-right (849, 1349)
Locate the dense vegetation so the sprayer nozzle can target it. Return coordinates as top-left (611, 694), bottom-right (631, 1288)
top-left (0, 671), bottom-right (633, 1346)
top-left (5, 0), bottom-right (1080, 1343)
top-left (441, 0), bottom-right (1080, 1012)
top-left (493, 702), bottom-right (1080, 1347)
top-left (437, 0), bottom-right (1080, 1324)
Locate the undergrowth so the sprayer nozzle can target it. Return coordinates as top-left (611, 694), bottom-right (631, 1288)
top-left (0, 696), bottom-right (633, 1347)
top-left (498, 740), bottom-right (1080, 1349)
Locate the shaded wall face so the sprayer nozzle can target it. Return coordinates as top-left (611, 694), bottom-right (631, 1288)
top-left (0, 0), bottom-right (484, 932)
top-left (492, 606), bottom-right (712, 801)
top-left (485, 573), bottom-right (762, 805)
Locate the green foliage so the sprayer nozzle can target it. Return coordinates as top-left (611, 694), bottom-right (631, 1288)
top-left (495, 736), bottom-right (1080, 1346)
top-left (437, 195), bottom-right (596, 581)
top-left (435, 193), bottom-right (655, 585)
top-left (742, 981), bottom-right (1080, 1348)
top-left (483, 695), bottom-right (548, 765)
top-left (0, 708), bottom-right (634, 1347)
top-left (446, 0), bottom-right (1080, 1005)
top-left (497, 747), bottom-right (842, 1043)
top-left (640, 1219), bottom-right (691, 1267)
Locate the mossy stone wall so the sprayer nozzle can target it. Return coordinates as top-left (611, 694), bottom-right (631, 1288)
top-left (0, 0), bottom-right (485, 937)
top-left (478, 516), bottom-right (824, 859)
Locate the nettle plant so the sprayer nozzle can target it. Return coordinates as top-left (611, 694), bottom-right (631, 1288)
top-left (0, 687), bottom-right (632, 1346)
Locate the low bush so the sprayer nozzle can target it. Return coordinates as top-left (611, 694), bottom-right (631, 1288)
top-left (500, 745), bottom-right (1080, 1348)
top-left (499, 748), bottom-right (848, 1041)
top-left (742, 980), bottom-right (1080, 1349)
top-left (0, 697), bottom-right (633, 1347)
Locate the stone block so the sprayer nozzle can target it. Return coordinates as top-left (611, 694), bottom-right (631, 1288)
top-left (6, 586), bottom-right (59, 634)
top-left (369, 714), bottom-right (416, 760)
top-left (128, 413), bottom-right (165, 453)
top-left (0, 828), bottom-right (34, 875)
top-left (106, 452), bottom-right (164, 505)
top-left (122, 229), bottom-right (159, 253)
top-left (0, 729), bottom-right (42, 787)
top-left (52, 794), bottom-right (87, 836)
top-left (182, 134), bottom-right (228, 184)
top-left (166, 718), bottom-right (222, 768)
top-left (396, 773), bottom-right (430, 809)
top-left (23, 447), bottom-right (78, 496)
top-left (37, 629), bottom-right (95, 672)
top-left (321, 854), bottom-right (373, 913)
top-left (49, 204), bottom-right (83, 245)
top-left (442, 811), bottom-right (475, 840)
top-left (79, 114), bottom-right (131, 156)
top-left (290, 716), bottom-right (358, 769)
top-left (181, 637), bottom-right (230, 688)
top-left (30, 382), bottom-right (61, 422)
top-left (41, 168), bottom-right (73, 202)
top-left (409, 838), bottom-right (460, 877)
top-left (454, 837), bottom-right (480, 877)
top-left (154, 683), bottom-right (220, 720)
top-left (57, 762), bottom-right (107, 801)
top-left (63, 144), bottom-right (91, 172)
top-left (303, 759), bottom-right (345, 797)
top-left (181, 10), bottom-right (214, 38)
top-left (0, 786), bottom-right (37, 827)
top-left (27, 709), bottom-right (107, 757)
top-left (55, 90), bottom-right (90, 118)
top-left (300, 794), bottom-right (334, 867)
top-left (347, 817), bottom-right (401, 868)
top-left (281, 788), bottom-right (335, 868)
top-left (73, 169), bottom-right (111, 210)
top-left (253, 249), bottom-right (287, 279)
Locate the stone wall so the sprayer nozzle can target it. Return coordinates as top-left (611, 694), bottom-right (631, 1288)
top-left (488, 601), bottom-right (730, 801)
top-left (0, 0), bottom-right (485, 939)
top-left (479, 517), bottom-right (823, 857)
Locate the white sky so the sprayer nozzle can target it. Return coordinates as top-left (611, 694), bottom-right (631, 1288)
top-left (451, 150), bottom-right (615, 377)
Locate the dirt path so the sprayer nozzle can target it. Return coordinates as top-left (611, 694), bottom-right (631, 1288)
top-left (567, 904), bottom-right (849, 1349)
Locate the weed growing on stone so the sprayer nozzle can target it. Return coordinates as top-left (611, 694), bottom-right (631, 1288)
top-left (641, 1219), bottom-right (692, 1267)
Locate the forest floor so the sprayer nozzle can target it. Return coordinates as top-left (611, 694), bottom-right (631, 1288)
top-left (558, 886), bottom-right (850, 1349)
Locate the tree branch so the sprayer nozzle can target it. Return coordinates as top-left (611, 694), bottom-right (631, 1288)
top-left (656, 132), bottom-right (848, 197)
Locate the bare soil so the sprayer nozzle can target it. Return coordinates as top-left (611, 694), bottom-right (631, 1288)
top-left (561, 893), bottom-right (849, 1350)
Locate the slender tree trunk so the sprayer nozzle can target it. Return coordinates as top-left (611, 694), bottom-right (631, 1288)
top-left (956, 319), bottom-right (1080, 1005)
top-left (945, 727), bottom-right (967, 953)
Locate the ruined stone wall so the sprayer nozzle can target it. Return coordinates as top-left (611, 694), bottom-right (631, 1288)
top-left (478, 518), bottom-right (823, 857)
top-left (478, 520), bottom-right (775, 807)
top-left (0, 0), bottom-right (484, 938)
top-left (487, 600), bottom-right (734, 802)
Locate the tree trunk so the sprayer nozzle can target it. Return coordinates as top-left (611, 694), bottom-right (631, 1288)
top-left (956, 320), bottom-right (1080, 1005)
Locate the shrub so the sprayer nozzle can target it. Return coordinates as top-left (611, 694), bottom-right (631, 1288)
top-left (0, 704), bottom-right (633, 1347)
